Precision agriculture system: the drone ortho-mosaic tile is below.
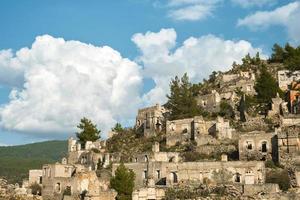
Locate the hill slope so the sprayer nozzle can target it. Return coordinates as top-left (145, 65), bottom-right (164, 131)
top-left (0, 140), bottom-right (67, 184)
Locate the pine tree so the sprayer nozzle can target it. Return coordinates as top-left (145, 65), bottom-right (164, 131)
top-left (110, 163), bottom-right (135, 200)
top-left (270, 43), bottom-right (285, 63)
top-left (254, 65), bottom-right (279, 105)
top-left (165, 73), bottom-right (201, 120)
top-left (76, 117), bottom-right (101, 143)
top-left (111, 123), bottom-right (124, 133)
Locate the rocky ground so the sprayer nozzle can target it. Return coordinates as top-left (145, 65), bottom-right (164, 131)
top-left (0, 178), bottom-right (41, 200)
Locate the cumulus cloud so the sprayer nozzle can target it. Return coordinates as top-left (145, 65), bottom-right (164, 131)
top-left (166, 0), bottom-right (222, 21)
top-left (0, 29), bottom-right (267, 139)
top-left (231, 0), bottom-right (277, 8)
top-left (0, 35), bottom-right (142, 137)
top-left (237, 1), bottom-right (300, 44)
top-left (132, 28), bottom-right (266, 105)
top-left (0, 49), bottom-right (25, 87)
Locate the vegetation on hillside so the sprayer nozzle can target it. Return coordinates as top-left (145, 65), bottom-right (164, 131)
top-left (106, 129), bottom-right (166, 160)
top-left (270, 43), bottom-right (300, 71)
top-left (266, 169), bottom-right (291, 191)
top-left (0, 140), bottom-right (67, 184)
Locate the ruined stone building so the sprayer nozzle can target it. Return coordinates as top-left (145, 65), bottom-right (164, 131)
top-left (135, 104), bottom-right (167, 137)
top-left (166, 116), bottom-right (234, 147)
top-left (113, 143), bottom-right (268, 200)
top-left (196, 71), bottom-right (256, 112)
top-left (26, 138), bottom-right (117, 200)
top-left (278, 70), bottom-right (300, 91)
top-left (238, 131), bottom-right (275, 161)
top-left (276, 126), bottom-right (300, 164)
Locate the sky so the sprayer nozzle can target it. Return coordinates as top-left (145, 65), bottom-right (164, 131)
top-left (0, 0), bottom-right (299, 145)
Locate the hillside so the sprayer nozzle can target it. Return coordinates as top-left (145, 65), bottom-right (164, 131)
top-left (0, 140), bottom-right (67, 184)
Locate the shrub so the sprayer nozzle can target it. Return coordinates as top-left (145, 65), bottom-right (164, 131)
top-left (91, 148), bottom-right (100, 153)
top-left (265, 160), bottom-right (276, 169)
top-left (266, 170), bottom-right (290, 191)
top-left (63, 186), bottom-right (71, 196)
top-left (30, 182), bottom-right (42, 195)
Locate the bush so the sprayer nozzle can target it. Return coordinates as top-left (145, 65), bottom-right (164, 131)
top-left (30, 182), bottom-right (42, 195)
top-left (265, 160), bottom-right (276, 169)
top-left (266, 170), bottom-right (290, 191)
top-left (91, 148), bottom-right (100, 153)
top-left (218, 101), bottom-right (235, 119)
top-left (63, 186), bottom-right (71, 196)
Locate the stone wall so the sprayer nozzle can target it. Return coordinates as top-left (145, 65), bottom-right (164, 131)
top-left (28, 170), bottom-right (42, 185)
top-left (239, 131), bottom-right (275, 161)
top-left (113, 161), bottom-right (265, 190)
top-left (243, 183), bottom-right (280, 196)
top-left (166, 116), bottom-right (233, 147)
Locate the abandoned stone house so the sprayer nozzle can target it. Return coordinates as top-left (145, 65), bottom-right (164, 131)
top-left (135, 104), bottom-right (167, 137)
top-left (113, 143), bottom-right (267, 199)
top-left (221, 71), bottom-right (255, 83)
top-left (41, 163), bottom-right (116, 200)
top-left (166, 116), bottom-right (234, 147)
top-left (278, 70), bottom-right (300, 91)
top-left (288, 90), bottom-right (300, 114)
top-left (25, 137), bottom-right (117, 200)
top-left (238, 131), bottom-right (275, 161)
top-left (68, 137), bottom-right (110, 170)
top-left (276, 126), bottom-right (300, 164)
top-left (129, 142), bottom-right (180, 163)
top-left (28, 170), bottom-right (43, 186)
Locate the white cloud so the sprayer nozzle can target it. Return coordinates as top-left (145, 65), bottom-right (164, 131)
top-left (0, 35), bottom-right (142, 137)
top-left (0, 49), bottom-right (25, 87)
top-left (237, 1), bottom-right (300, 44)
top-left (166, 0), bottom-right (222, 21)
top-left (0, 29), bottom-right (267, 139)
top-left (231, 0), bottom-right (277, 8)
top-left (133, 28), bottom-right (266, 105)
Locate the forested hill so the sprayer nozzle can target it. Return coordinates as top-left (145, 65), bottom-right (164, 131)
top-left (0, 140), bottom-right (67, 184)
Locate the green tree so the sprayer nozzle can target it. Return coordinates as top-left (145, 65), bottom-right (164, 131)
top-left (270, 43), bottom-right (285, 63)
top-left (110, 163), bottom-right (135, 200)
top-left (254, 65), bottom-right (279, 106)
top-left (218, 101), bottom-right (235, 119)
top-left (76, 117), bottom-right (101, 143)
top-left (165, 73), bottom-right (201, 120)
top-left (112, 123), bottom-right (124, 133)
top-left (270, 43), bottom-right (300, 71)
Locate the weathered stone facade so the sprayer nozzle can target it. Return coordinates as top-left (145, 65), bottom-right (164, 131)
top-left (113, 160), bottom-right (266, 190)
top-left (278, 70), bottom-right (300, 91)
top-left (276, 126), bottom-right (300, 164)
top-left (166, 116), bottom-right (233, 147)
top-left (135, 104), bottom-right (167, 137)
top-left (239, 131), bottom-right (275, 161)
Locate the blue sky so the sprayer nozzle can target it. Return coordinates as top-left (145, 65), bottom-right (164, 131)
top-left (0, 0), bottom-right (299, 145)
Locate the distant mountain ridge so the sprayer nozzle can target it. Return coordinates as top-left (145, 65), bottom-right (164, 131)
top-left (0, 140), bottom-right (67, 184)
